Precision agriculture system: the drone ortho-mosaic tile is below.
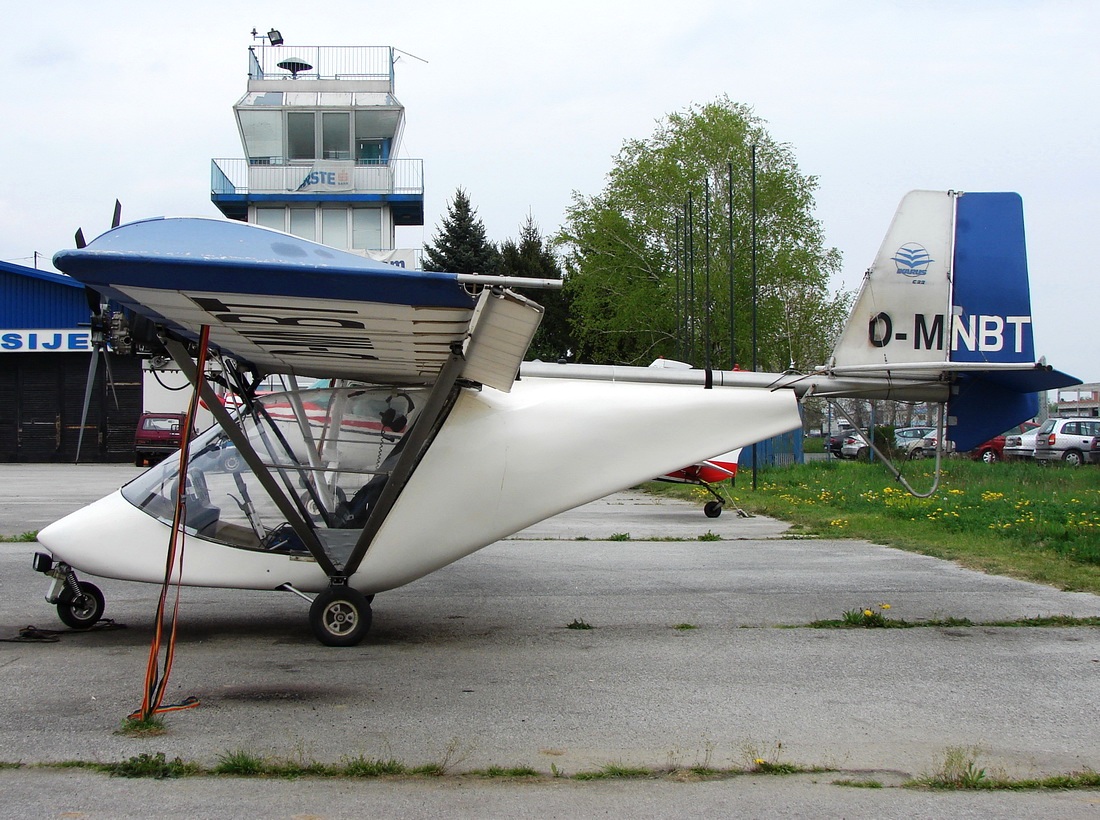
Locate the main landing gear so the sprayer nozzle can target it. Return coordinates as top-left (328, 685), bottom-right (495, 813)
top-left (282, 583), bottom-right (374, 647)
top-left (32, 553), bottom-right (106, 629)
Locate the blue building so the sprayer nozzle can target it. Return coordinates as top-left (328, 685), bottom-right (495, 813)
top-left (0, 261), bottom-right (141, 462)
top-left (211, 43), bottom-right (424, 267)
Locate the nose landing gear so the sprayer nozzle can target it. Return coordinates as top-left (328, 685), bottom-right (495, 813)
top-left (32, 553), bottom-right (106, 629)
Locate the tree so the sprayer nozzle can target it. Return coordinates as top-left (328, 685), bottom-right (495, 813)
top-left (498, 215), bottom-right (574, 361)
top-left (422, 188), bottom-right (499, 274)
top-left (556, 96), bottom-right (850, 370)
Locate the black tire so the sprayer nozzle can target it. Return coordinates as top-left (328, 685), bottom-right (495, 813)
top-left (309, 587), bottom-right (372, 647)
top-left (909, 448), bottom-right (925, 460)
top-left (56, 581), bottom-right (105, 630)
top-left (981, 449), bottom-right (998, 464)
top-left (703, 501), bottom-right (723, 518)
top-left (1063, 450), bottom-right (1084, 467)
top-left (856, 447), bottom-right (870, 462)
top-left (135, 453), bottom-right (145, 467)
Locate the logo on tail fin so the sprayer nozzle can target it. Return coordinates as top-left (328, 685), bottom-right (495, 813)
top-left (891, 243), bottom-right (933, 277)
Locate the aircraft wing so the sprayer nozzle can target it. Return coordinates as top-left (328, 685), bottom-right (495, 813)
top-left (53, 217), bottom-right (541, 389)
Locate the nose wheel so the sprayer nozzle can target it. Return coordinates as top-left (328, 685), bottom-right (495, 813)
top-left (309, 586), bottom-right (372, 647)
top-left (57, 581), bottom-right (105, 630)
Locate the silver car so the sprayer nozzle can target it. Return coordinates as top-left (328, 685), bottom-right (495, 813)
top-left (1032, 418), bottom-right (1100, 467)
top-left (895, 426), bottom-right (936, 458)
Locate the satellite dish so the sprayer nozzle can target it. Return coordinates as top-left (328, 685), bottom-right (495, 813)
top-left (277, 57), bottom-right (312, 78)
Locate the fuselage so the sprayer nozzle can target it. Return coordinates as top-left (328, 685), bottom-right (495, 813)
top-left (36, 376), bottom-right (802, 594)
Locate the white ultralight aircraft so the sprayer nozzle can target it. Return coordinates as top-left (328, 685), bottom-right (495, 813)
top-left (33, 190), bottom-right (1078, 645)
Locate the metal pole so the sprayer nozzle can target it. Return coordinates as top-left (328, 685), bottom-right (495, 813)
top-left (674, 214), bottom-right (682, 361)
top-left (727, 161), bottom-right (735, 370)
top-left (751, 144), bottom-right (758, 491)
top-left (704, 176), bottom-right (711, 375)
top-left (687, 191), bottom-right (695, 363)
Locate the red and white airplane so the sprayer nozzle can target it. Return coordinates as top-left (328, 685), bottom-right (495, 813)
top-left (32, 190), bottom-right (1078, 646)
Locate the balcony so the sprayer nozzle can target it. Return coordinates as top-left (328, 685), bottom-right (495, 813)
top-left (211, 157), bottom-right (423, 196)
top-left (211, 157), bottom-right (424, 225)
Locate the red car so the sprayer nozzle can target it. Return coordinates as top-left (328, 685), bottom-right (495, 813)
top-left (969, 421), bottom-right (1039, 464)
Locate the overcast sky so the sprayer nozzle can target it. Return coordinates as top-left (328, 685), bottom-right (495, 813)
top-left (3, 1), bottom-right (1097, 383)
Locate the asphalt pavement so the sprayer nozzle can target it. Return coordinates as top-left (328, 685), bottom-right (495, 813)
top-left (1, 464), bottom-right (1099, 818)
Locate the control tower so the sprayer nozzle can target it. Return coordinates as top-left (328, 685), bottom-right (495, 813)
top-left (211, 37), bottom-right (424, 268)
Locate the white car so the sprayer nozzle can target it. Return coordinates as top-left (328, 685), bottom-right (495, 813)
top-left (1003, 428), bottom-right (1042, 460)
top-left (840, 430), bottom-right (870, 460)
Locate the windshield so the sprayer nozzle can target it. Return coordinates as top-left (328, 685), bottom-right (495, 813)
top-left (121, 385), bottom-right (426, 551)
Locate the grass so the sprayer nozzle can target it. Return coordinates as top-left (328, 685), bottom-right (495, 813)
top-left (5, 750), bottom-right (1099, 790)
top-left (0, 531), bottom-right (38, 542)
top-left (643, 460), bottom-right (1100, 593)
top-left (804, 614), bottom-right (1100, 630)
top-left (104, 752), bottom-right (197, 779)
top-left (117, 715), bottom-right (167, 737)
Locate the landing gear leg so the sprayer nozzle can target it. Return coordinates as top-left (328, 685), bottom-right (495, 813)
top-left (309, 585), bottom-right (372, 647)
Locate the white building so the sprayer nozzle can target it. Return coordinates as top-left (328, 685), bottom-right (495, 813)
top-left (211, 41), bottom-right (424, 268)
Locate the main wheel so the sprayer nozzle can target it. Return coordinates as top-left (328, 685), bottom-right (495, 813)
top-left (309, 587), bottom-right (372, 647)
top-left (703, 501), bottom-right (723, 518)
top-left (56, 581), bottom-right (105, 630)
top-left (909, 448), bottom-right (925, 460)
top-left (981, 449), bottom-right (998, 464)
top-left (1063, 450), bottom-right (1084, 467)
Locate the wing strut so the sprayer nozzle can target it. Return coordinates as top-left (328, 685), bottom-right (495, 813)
top-left (341, 344), bottom-right (468, 578)
top-left (162, 339), bottom-right (338, 577)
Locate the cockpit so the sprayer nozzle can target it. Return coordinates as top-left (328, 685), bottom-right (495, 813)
top-left (120, 385), bottom-right (427, 554)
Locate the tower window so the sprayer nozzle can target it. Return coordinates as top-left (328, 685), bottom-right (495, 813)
top-left (287, 112), bottom-right (316, 160)
top-left (322, 113), bottom-right (351, 160)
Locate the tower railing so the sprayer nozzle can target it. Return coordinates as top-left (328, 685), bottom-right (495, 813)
top-left (211, 158), bottom-right (424, 196)
top-left (248, 45), bottom-right (394, 85)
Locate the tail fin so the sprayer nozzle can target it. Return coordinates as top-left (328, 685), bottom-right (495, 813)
top-left (830, 190), bottom-right (1078, 450)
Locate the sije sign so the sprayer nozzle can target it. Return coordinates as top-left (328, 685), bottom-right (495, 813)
top-left (0, 329), bottom-right (91, 352)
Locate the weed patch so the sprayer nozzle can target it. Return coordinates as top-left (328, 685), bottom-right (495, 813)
top-left (117, 715), bottom-right (167, 736)
top-left (342, 755), bottom-right (407, 777)
top-left (105, 752), bottom-right (195, 779)
top-left (213, 749), bottom-right (267, 776)
top-left (833, 777), bottom-right (883, 788)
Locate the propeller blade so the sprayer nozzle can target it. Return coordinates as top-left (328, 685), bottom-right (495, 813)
top-left (75, 228), bottom-right (86, 249)
top-left (112, 200), bottom-right (122, 229)
top-left (75, 352), bottom-right (100, 463)
top-left (85, 286), bottom-right (103, 316)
